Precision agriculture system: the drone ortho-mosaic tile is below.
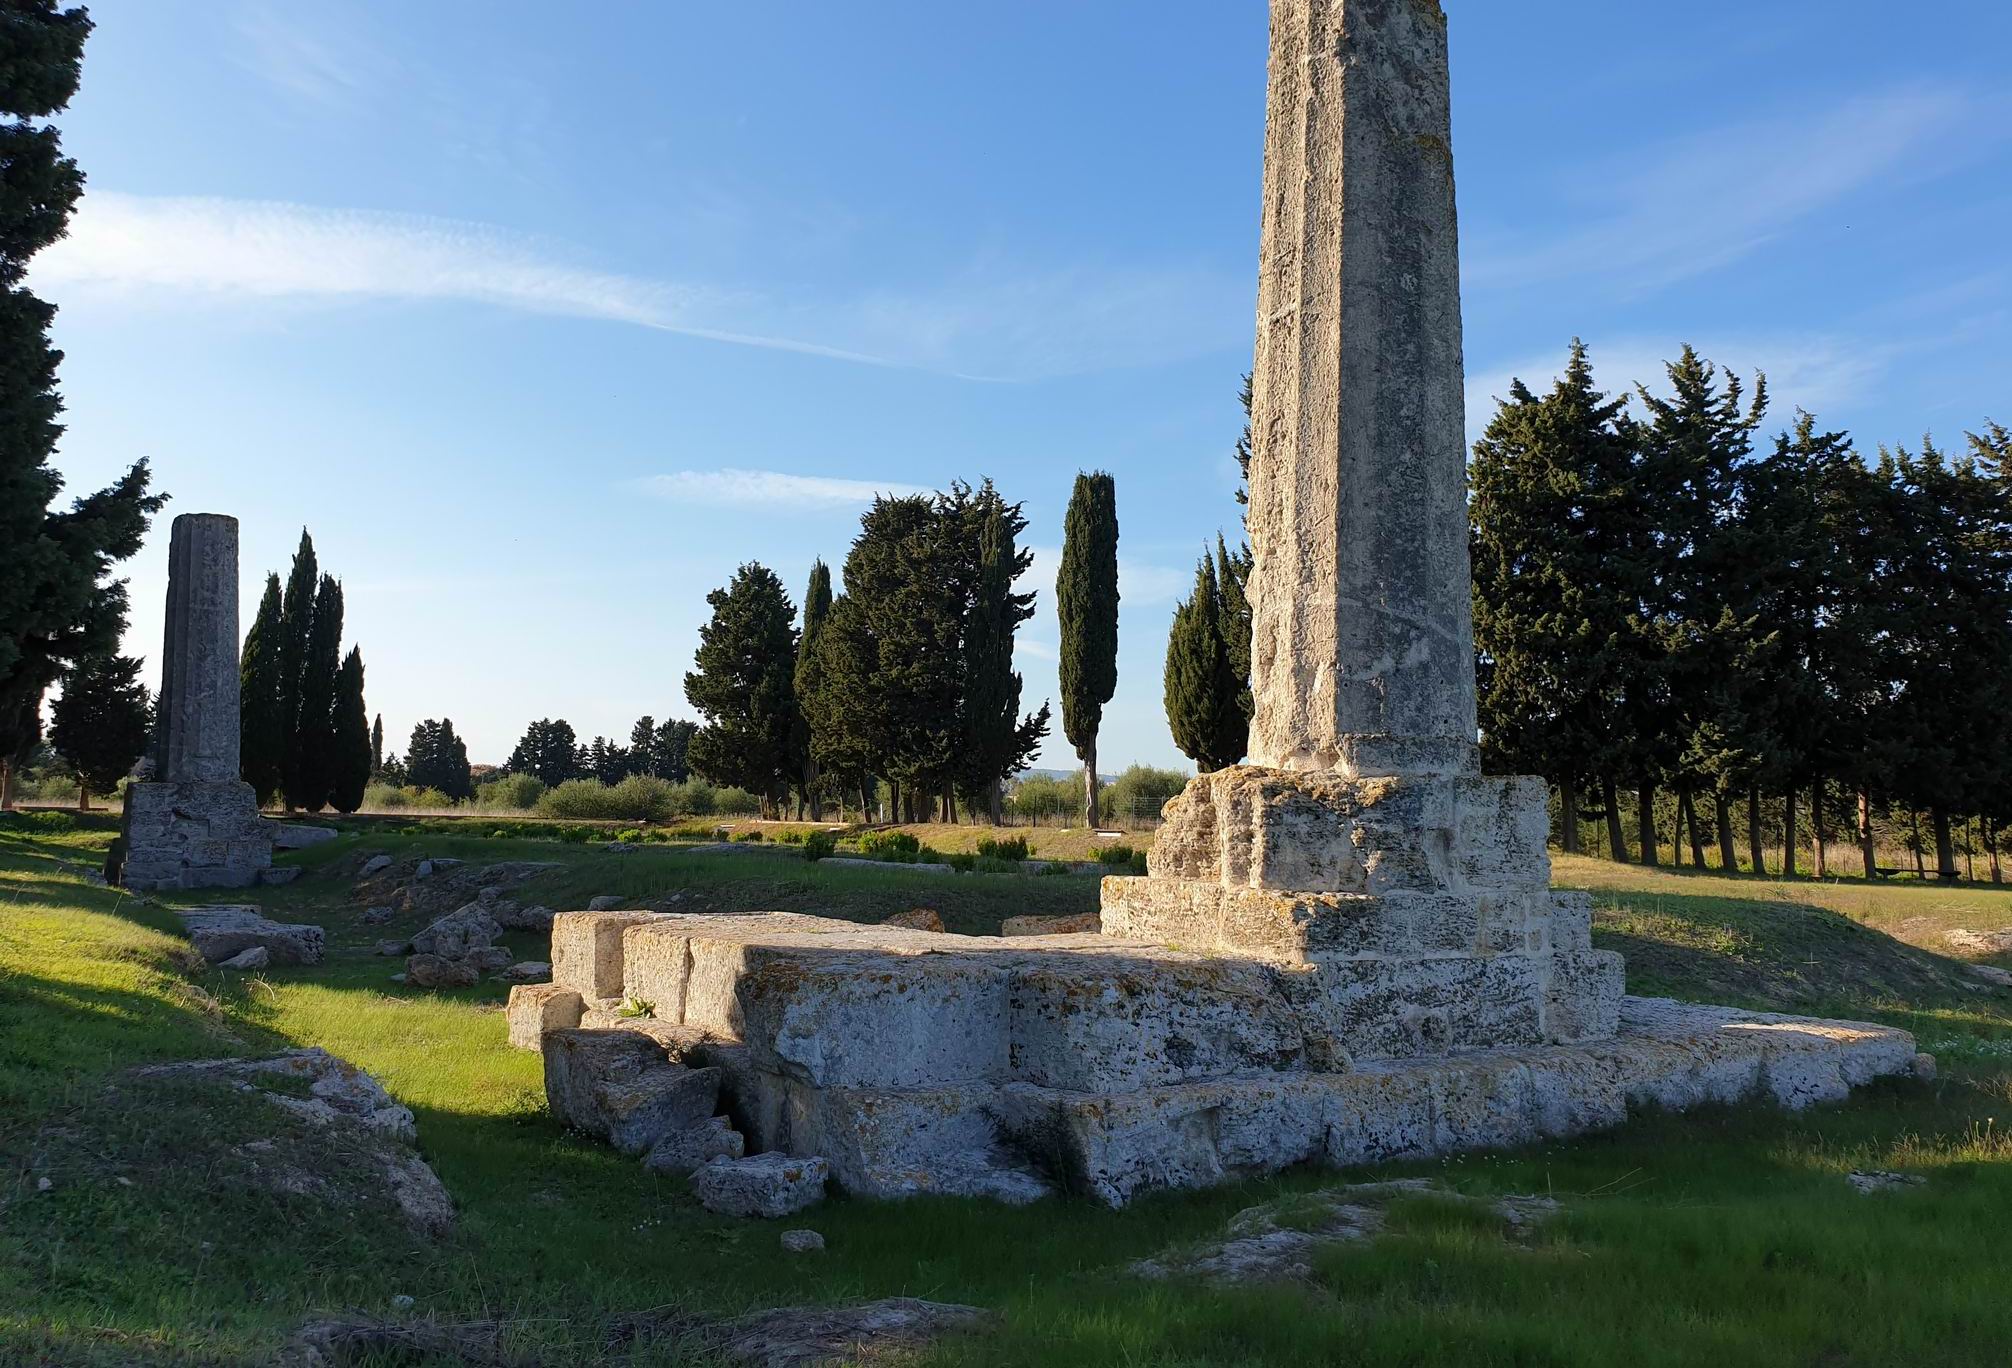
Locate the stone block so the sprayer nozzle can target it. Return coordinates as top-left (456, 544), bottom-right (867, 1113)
top-left (643, 1115), bottom-right (745, 1176)
top-left (178, 906), bottom-right (324, 966)
top-left (1543, 950), bottom-right (1625, 1043)
top-left (506, 984), bottom-right (583, 1050)
top-left (1274, 955), bottom-right (1546, 1061)
top-left (781, 1081), bottom-right (1049, 1204)
top-left (119, 781), bottom-right (272, 892)
top-left (551, 910), bottom-right (662, 998)
top-left (692, 1153), bottom-right (828, 1219)
top-left (541, 1028), bottom-right (723, 1156)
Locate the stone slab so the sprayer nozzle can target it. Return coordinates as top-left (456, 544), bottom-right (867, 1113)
top-left (506, 984), bottom-right (584, 1050)
top-left (551, 910), bottom-right (665, 999)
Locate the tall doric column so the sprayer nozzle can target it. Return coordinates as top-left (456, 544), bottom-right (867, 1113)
top-left (1245, 0), bottom-right (1477, 780)
top-left (154, 512), bottom-right (243, 783)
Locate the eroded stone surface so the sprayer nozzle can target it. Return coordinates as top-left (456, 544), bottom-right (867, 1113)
top-left (542, 1028), bottom-right (722, 1155)
top-left (179, 906), bottom-right (324, 966)
top-left (506, 983), bottom-right (584, 1049)
top-left (692, 1152), bottom-right (829, 1219)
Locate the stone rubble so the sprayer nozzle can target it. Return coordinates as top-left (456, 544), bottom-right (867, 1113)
top-left (179, 906), bottom-right (325, 966)
top-left (692, 1153), bottom-right (829, 1219)
top-left (218, 945), bottom-right (271, 971)
top-left (880, 907), bottom-right (944, 932)
top-left (267, 823), bottom-right (339, 850)
top-left (778, 1229), bottom-right (825, 1254)
top-left (1847, 1169), bottom-right (1927, 1195)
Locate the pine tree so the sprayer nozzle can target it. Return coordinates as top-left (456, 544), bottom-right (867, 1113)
top-left (652, 719), bottom-right (695, 783)
top-left (628, 715), bottom-right (658, 775)
top-left (685, 563), bottom-right (799, 815)
top-left (49, 652), bottom-right (149, 809)
top-left (1164, 552), bottom-right (1246, 772)
top-left (276, 531), bottom-right (318, 811)
top-left (0, 5), bottom-right (165, 809)
top-left (1057, 471), bottom-right (1119, 828)
top-left (587, 736), bottom-right (629, 785)
top-left (238, 573), bottom-right (285, 805)
top-left (329, 646), bottom-right (370, 813)
top-left (959, 483), bottom-right (1050, 822)
top-left (291, 574), bottom-right (343, 811)
top-left (507, 719), bottom-right (582, 787)
top-left (802, 593), bottom-right (880, 819)
top-left (406, 718), bottom-right (471, 801)
top-left (794, 559), bottom-right (833, 817)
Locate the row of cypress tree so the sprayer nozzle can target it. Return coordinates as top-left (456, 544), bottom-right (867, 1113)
top-left (685, 478), bottom-right (1078, 824)
top-left (504, 715), bottom-right (696, 788)
top-left (240, 531), bottom-right (371, 813)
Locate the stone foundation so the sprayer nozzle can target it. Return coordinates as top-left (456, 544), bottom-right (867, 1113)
top-left (118, 781), bottom-right (272, 892)
top-left (524, 908), bottom-right (1918, 1208)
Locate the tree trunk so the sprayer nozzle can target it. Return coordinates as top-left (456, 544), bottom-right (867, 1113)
top-left (859, 780), bottom-right (872, 823)
top-left (1989, 823), bottom-right (2003, 886)
top-left (1965, 819), bottom-right (1976, 882)
top-left (1679, 788), bottom-right (1705, 868)
top-left (1604, 779), bottom-right (1629, 864)
top-left (1748, 787), bottom-right (1765, 875)
top-left (0, 758), bottom-right (13, 811)
top-left (1932, 809), bottom-right (1957, 881)
top-left (1637, 780), bottom-right (1658, 867)
top-left (1716, 793), bottom-right (1737, 872)
top-left (77, 784), bottom-right (91, 813)
top-left (988, 780), bottom-right (1003, 826)
top-left (1810, 784), bottom-right (1828, 879)
top-left (1783, 789), bottom-right (1798, 878)
top-left (1559, 776), bottom-right (1580, 857)
top-left (1858, 791), bottom-right (1878, 879)
top-left (1082, 746), bottom-right (1099, 831)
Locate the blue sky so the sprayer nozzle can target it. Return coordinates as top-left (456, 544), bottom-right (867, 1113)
top-left (36, 1), bottom-right (2012, 772)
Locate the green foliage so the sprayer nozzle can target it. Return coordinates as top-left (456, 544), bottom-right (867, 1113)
top-left (857, 829), bottom-right (922, 862)
top-left (239, 574), bottom-right (285, 804)
top-left (1095, 842), bottom-right (1139, 867)
top-left (1163, 551), bottom-right (1247, 772)
top-left (48, 653), bottom-right (149, 803)
top-left (976, 834), bottom-right (1029, 862)
top-left (404, 719), bottom-right (471, 802)
top-left (1057, 470), bottom-right (1120, 824)
top-left (802, 830), bottom-right (837, 861)
top-left (328, 646), bottom-right (370, 814)
top-left (507, 718), bottom-right (582, 788)
top-left (1100, 764), bottom-right (1189, 825)
top-left (363, 783), bottom-right (450, 811)
top-left (958, 481), bottom-right (1051, 817)
top-left (685, 562), bottom-right (799, 813)
top-left (475, 773), bottom-right (545, 811)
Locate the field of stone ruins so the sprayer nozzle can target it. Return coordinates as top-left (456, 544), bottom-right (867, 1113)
top-left (5, 813), bottom-right (2012, 1365)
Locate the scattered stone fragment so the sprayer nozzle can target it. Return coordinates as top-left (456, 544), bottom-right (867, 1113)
top-left (1968, 964), bottom-right (2012, 988)
top-left (606, 841), bottom-right (638, 853)
top-left (819, 857), bottom-right (955, 875)
top-left (1848, 1170), bottom-right (1927, 1195)
top-left (1914, 1052), bottom-right (1939, 1081)
top-left (588, 895), bottom-right (625, 912)
top-left (219, 945), bottom-right (271, 971)
top-left (259, 866), bottom-right (304, 887)
top-left (691, 1153), bottom-right (829, 1219)
top-left (360, 906), bottom-right (394, 926)
top-left (880, 907), bottom-right (944, 933)
top-left (405, 954), bottom-right (480, 990)
top-left (1000, 912), bottom-right (1101, 937)
top-left (643, 1115), bottom-right (745, 1176)
top-left (282, 1315), bottom-right (500, 1366)
top-left (374, 939), bottom-right (410, 957)
top-left (506, 984), bottom-right (585, 1049)
top-left (267, 823), bottom-right (339, 850)
top-left (501, 960), bottom-right (552, 984)
top-left (493, 902), bottom-right (555, 932)
top-left (37, 1176), bottom-right (51, 1192)
top-left (543, 1029), bottom-right (723, 1155)
top-left (708, 1298), bottom-right (995, 1366)
top-left (410, 903), bottom-right (502, 960)
top-left (178, 906), bottom-right (325, 966)
top-left (414, 860), bottom-right (435, 880)
top-left (779, 1229), bottom-right (825, 1254)
top-left (465, 946), bottom-right (514, 974)
top-left (389, 1295), bottom-right (414, 1312)
top-left (388, 973), bottom-right (407, 985)
top-left (1945, 928), bottom-right (2012, 956)
top-left (359, 855), bottom-right (393, 878)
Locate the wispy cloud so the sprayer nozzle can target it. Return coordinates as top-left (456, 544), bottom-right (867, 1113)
top-left (35, 192), bottom-right (1243, 380)
top-left (231, 5), bottom-right (395, 109)
top-left (1464, 334), bottom-right (1898, 441)
top-left (1465, 87), bottom-right (1991, 294)
top-left (637, 468), bottom-right (933, 509)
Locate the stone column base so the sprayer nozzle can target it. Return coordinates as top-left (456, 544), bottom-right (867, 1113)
top-left (118, 781), bottom-right (272, 891)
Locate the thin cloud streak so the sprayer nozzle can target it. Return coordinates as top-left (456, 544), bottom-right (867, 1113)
top-left (638, 468), bottom-right (933, 509)
top-left (35, 192), bottom-right (1244, 381)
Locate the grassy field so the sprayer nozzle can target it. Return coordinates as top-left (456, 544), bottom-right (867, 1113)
top-left (4, 817), bottom-right (2012, 1365)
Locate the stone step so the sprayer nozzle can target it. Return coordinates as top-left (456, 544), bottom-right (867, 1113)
top-left (540, 1028), bottom-right (724, 1157)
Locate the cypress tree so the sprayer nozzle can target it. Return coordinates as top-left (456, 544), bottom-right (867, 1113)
top-left (329, 645), bottom-right (370, 813)
top-left (685, 563), bottom-right (799, 816)
top-left (49, 652), bottom-right (149, 810)
top-left (370, 712), bottom-right (383, 778)
top-left (959, 483), bottom-right (1050, 822)
top-left (1215, 534), bottom-right (1252, 720)
top-left (276, 531), bottom-right (318, 811)
top-left (1164, 552), bottom-right (1246, 772)
top-left (794, 559), bottom-right (833, 817)
top-left (1057, 471), bottom-right (1119, 828)
top-left (0, 5), bottom-right (165, 808)
top-left (238, 572), bottom-right (285, 806)
top-left (291, 573), bottom-right (342, 811)
top-left (802, 593), bottom-right (880, 819)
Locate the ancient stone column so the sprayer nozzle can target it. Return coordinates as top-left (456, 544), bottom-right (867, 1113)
top-left (1245, 0), bottom-right (1477, 781)
top-left (116, 513), bottom-right (272, 892)
top-left (153, 513), bottom-right (243, 783)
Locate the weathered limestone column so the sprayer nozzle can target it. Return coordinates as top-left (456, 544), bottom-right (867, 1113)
top-left (1246, 0), bottom-right (1477, 781)
top-left (116, 513), bottom-right (272, 892)
top-left (1101, 0), bottom-right (1624, 1062)
top-left (153, 513), bottom-right (243, 783)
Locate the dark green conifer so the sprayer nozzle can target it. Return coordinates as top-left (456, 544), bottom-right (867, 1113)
top-left (239, 573), bottom-right (285, 805)
top-left (1057, 471), bottom-right (1119, 828)
top-left (329, 646), bottom-right (369, 813)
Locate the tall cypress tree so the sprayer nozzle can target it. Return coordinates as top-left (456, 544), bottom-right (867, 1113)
top-left (276, 531), bottom-right (318, 811)
top-left (959, 483), bottom-right (1050, 822)
top-left (1215, 534), bottom-right (1252, 721)
top-left (329, 645), bottom-right (369, 813)
top-left (238, 572), bottom-right (285, 806)
top-left (794, 559), bottom-right (833, 817)
top-left (1057, 471), bottom-right (1119, 828)
top-left (288, 573), bottom-right (342, 811)
top-left (370, 712), bottom-right (384, 778)
top-left (0, 5), bottom-right (165, 808)
top-left (1164, 552), bottom-right (1246, 772)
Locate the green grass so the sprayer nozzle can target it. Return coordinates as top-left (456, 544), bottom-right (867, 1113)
top-left (3, 823), bottom-right (2012, 1364)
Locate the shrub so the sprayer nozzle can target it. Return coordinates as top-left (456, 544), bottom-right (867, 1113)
top-left (736, 830), bottom-right (764, 843)
top-left (712, 786), bottom-right (761, 817)
top-left (1096, 843), bottom-right (1138, 867)
top-left (1100, 766), bottom-right (1191, 825)
top-left (944, 852), bottom-right (976, 873)
top-left (1037, 861), bottom-right (1072, 877)
top-left (365, 783), bottom-right (409, 810)
top-left (535, 779), bottom-right (619, 821)
top-left (976, 835), bottom-right (1030, 862)
top-left (858, 830), bottom-right (922, 863)
top-left (802, 830), bottom-right (837, 861)
top-left (667, 780), bottom-right (714, 817)
top-left (475, 773), bottom-right (545, 811)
